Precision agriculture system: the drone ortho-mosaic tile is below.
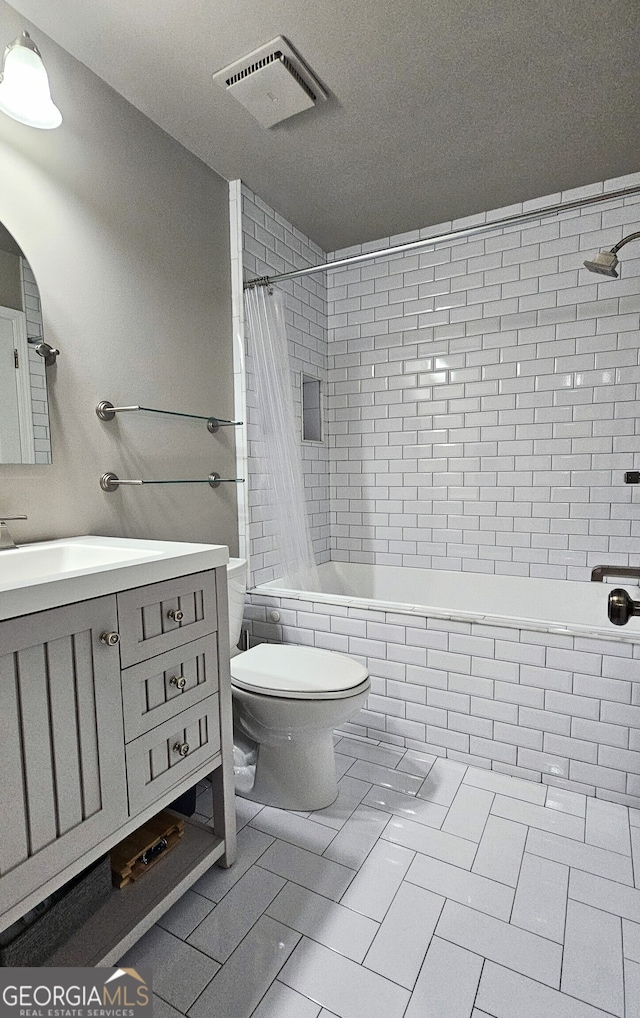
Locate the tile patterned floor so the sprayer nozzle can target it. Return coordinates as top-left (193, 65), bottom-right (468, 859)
top-left (122, 738), bottom-right (640, 1018)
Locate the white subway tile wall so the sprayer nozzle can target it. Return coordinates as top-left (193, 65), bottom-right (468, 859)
top-left (243, 593), bottom-right (640, 807)
top-left (325, 178), bottom-right (640, 580)
top-left (242, 184), bottom-right (330, 585)
top-left (242, 174), bottom-right (640, 582)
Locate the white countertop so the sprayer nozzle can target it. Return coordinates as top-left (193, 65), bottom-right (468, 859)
top-left (0, 535), bottom-right (229, 621)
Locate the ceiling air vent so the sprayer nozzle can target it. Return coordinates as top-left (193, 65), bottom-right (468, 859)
top-left (212, 36), bottom-right (327, 129)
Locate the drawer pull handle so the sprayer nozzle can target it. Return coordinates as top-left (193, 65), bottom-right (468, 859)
top-left (100, 631), bottom-right (120, 646)
top-left (167, 609), bottom-right (184, 623)
top-left (140, 837), bottom-right (168, 866)
top-left (173, 741), bottom-right (190, 757)
top-left (170, 675), bottom-right (187, 690)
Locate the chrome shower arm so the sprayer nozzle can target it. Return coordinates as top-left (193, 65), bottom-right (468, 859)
top-left (611, 230), bottom-right (640, 254)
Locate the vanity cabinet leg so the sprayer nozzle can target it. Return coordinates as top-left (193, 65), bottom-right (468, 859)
top-left (211, 759), bottom-right (236, 867)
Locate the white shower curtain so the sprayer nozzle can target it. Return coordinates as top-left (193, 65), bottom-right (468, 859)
top-left (244, 284), bottom-right (320, 590)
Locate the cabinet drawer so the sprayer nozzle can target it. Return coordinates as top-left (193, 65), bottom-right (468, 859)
top-left (121, 635), bottom-right (219, 742)
top-left (125, 696), bottom-right (221, 815)
top-left (117, 571), bottom-right (218, 667)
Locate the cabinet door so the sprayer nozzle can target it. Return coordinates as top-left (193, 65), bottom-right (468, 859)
top-left (0, 597), bottom-right (127, 918)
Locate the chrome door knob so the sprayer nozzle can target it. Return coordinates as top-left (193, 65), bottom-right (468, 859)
top-left (167, 609), bottom-right (184, 623)
top-left (608, 588), bottom-right (640, 626)
top-left (170, 675), bottom-right (187, 690)
top-left (173, 742), bottom-right (190, 757)
top-left (100, 631), bottom-right (120, 646)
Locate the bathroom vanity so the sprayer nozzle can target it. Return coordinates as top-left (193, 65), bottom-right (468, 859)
top-left (0, 536), bottom-right (236, 965)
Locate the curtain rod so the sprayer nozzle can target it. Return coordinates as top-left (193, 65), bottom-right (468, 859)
top-left (243, 184), bottom-right (640, 289)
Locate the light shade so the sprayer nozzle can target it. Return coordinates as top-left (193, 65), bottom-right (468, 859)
top-left (0, 31), bottom-right (61, 129)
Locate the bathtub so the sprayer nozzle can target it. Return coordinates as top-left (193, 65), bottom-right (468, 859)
top-left (246, 561), bottom-right (640, 808)
top-left (257, 560), bottom-right (640, 642)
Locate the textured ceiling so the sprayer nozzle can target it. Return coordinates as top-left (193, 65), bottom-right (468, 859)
top-left (6, 0), bottom-right (640, 250)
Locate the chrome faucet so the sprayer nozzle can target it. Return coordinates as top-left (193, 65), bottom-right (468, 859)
top-left (0, 515), bottom-right (27, 550)
top-left (608, 589), bottom-right (640, 627)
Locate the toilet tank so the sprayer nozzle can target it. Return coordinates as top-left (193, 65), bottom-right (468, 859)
top-left (226, 557), bottom-right (247, 652)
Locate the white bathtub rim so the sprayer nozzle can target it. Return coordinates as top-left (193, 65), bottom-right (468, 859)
top-left (249, 582), bottom-right (638, 644)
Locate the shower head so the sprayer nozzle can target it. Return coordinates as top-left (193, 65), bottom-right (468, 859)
top-left (583, 249), bottom-right (619, 277)
top-left (583, 230), bottom-right (640, 279)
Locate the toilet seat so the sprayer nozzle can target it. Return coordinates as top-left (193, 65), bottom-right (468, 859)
top-left (230, 643), bottom-right (369, 700)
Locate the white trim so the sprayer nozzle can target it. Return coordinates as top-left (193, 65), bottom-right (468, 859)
top-left (229, 179), bottom-right (250, 571)
top-left (0, 305), bottom-right (35, 463)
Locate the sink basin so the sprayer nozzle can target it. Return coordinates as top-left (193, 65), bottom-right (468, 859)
top-left (0, 535), bottom-right (229, 620)
top-left (0, 540), bottom-right (158, 584)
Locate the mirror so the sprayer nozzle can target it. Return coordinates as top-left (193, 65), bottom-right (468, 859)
top-left (0, 223), bottom-right (52, 464)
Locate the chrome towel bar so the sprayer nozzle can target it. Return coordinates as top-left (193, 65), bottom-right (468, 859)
top-left (100, 472), bottom-right (244, 492)
top-left (96, 401), bottom-right (242, 433)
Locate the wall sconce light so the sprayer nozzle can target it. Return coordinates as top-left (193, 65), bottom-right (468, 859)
top-left (0, 30), bottom-right (62, 129)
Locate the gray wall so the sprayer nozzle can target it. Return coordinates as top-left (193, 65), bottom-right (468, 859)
top-left (0, 3), bottom-right (237, 552)
top-left (0, 249), bottom-right (21, 309)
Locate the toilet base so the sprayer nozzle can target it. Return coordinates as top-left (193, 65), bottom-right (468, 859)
top-left (239, 729), bottom-right (339, 811)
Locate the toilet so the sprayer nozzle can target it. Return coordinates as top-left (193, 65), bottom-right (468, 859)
top-left (226, 558), bottom-right (370, 810)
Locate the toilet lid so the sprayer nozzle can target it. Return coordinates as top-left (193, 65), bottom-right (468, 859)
top-left (230, 643), bottom-right (370, 699)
